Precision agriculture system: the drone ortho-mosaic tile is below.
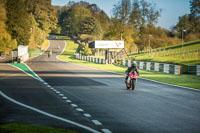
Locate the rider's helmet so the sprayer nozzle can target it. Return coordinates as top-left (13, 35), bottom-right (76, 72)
top-left (131, 63), bottom-right (136, 68)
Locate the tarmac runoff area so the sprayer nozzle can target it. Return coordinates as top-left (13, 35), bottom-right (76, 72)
top-left (0, 63), bottom-right (112, 133)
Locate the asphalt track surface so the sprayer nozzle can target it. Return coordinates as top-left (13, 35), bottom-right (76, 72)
top-left (0, 40), bottom-right (200, 133)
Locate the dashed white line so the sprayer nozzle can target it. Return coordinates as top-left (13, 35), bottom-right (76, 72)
top-left (71, 104), bottom-right (78, 108)
top-left (59, 94), bottom-right (64, 96)
top-left (76, 108), bottom-right (84, 112)
top-left (101, 129), bottom-right (112, 133)
top-left (84, 113), bottom-right (91, 118)
top-left (66, 100), bottom-right (72, 103)
top-left (92, 120), bottom-right (102, 126)
top-left (62, 97), bottom-right (67, 100)
top-left (56, 91), bottom-right (60, 94)
top-left (0, 91), bottom-right (101, 133)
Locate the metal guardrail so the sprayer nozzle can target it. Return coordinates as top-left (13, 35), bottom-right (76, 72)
top-left (188, 65), bottom-right (200, 76)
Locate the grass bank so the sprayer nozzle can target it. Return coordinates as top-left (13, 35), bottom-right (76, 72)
top-left (0, 123), bottom-right (77, 133)
top-left (132, 40), bottom-right (200, 65)
top-left (29, 40), bottom-right (49, 58)
top-left (58, 39), bottom-right (200, 90)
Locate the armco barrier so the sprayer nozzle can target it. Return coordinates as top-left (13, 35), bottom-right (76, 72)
top-left (74, 54), bottom-right (106, 64)
top-left (122, 59), bottom-right (181, 75)
top-left (155, 63), bottom-right (159, 72)
top-left (188, 65), bottom-right (200, 76)
top-left (146, 62), bottom-right (151, 71)
top-left (150, 62), bottom-right (154, 71)
top-left (74, 54), bottom-right (182, 75)
top-left (139, 62), bottom-right (144, 69)
top-left (197, 65), bottom-right (200, 76)
top-left (164, 64), bottom-right (169, 74)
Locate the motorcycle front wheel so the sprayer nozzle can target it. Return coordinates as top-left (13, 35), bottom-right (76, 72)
top-left (126, 82), bottom-right (130, 90)
top-left (131, 79), bottom-right (136, 90)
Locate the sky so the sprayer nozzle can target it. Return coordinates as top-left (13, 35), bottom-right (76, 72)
top-left (51, 0), bottom-right (191, 30)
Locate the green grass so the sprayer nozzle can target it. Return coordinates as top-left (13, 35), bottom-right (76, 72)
top-left (58, 39), bottom-right (200, 90)
top-left (132, 40), bottom-right (200, 65)
top-left (0, 123), bottom-right (78, 133)
top-left (29, 40), bottom-right (49, 58)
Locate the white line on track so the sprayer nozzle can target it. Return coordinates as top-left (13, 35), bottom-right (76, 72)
top-left (92, 120), bottom-right (102, 126)
top-left (76, 108), bottom-right (84, 112)
top-left (59, 94), bottom-right (64, 97)
top-left (56, 91), bottom-right (60, 94)
top-left (7, 40), bottom-right (112, 133)
top-left (0, 90), bottom-right (101, 133)
top-left (84, 113), bottom-right (92, 118)
top-left (66, 100), bottom-right (72, 103)
top-left (9, 64), bottom-right (39, 81)
top-left (56, 51), bottom-right (200, 92)
top-left (101, 129), bottom-right (112, 133)
top-left (71, 104), bottom-right (78, 108)
top-left (62, 97), bottom-right (67, 100)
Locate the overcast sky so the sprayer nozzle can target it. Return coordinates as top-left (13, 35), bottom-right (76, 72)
top-left (51, 0), bottom-right (190, 30)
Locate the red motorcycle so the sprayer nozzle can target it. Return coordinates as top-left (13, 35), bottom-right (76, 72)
top-left (126, 71), bottom-right (138, 90)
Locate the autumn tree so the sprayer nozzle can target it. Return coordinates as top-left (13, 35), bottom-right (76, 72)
top-left (174, 0), bottom-right (200, 41)
top-left (24, 0), bottom-right (57, 48)
top-left (59, 5), bottom-right (92, 36)
top-left (112, 0), bottom-right (131, 40)
top-left (0, 0), bottom-right (17, 53)
top-left (5, 0), bottom-right (32, 46)
top-left (79, 17), bottom-right (101, 36)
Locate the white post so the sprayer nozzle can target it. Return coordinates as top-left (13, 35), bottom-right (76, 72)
top-left (147, 62), bottom-right (151, 71)
top-left (155, 63), bottom-right (159, 72)
top-left (197, 65), bottom-right (200, 76)
top-left (139, 62), bottom-right (144, 69)
top-left (164, 64), bottom-right (169, 73)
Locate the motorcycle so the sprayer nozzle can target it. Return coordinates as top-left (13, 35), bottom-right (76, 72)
top-left (126, 71), bottom-right (138, 90)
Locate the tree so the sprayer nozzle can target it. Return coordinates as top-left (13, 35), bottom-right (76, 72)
top-left (190, 0), bottom-right (200, 36)
top-left (86, 4), bottom-right (110, 39)
top-left (129, 0), bottom-right (161, 29)
top-left (25, 0), bottom-right (58, 34)
top-left (79, 17), bottom-right (101, 36)
top-left (81, 44), bottom-right (92, 55)
top-left (5, 0), bottom-right (32, 46)
top-left (59, 5), bottom-right (92, 36)
top-left (174, 14), bottom-right (192, 36)
top-left (112, 0), bottom-right (131, 39)
top-left (174, 0), bottom-right (200, 41)
top-left (0, 0), bottom-right (17, 53)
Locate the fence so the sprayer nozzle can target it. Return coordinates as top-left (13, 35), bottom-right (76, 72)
top-left (122, 59), bottom-right (181, 75)
top-left (74, 53), bottom-right (183, 75)
top-left (74, 53), bottom-right (106, 64)
top-left (188, 65), bottom-right (200, 76)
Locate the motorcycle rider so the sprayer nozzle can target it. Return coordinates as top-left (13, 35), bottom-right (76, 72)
top-left (125, 63), bottom-right (139, 83)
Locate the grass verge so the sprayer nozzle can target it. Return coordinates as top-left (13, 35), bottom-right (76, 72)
top-left (0, 123), bottom-right (78, 133)
top-left (132, 40), bottom-right (200, 65)
top-left (58, 39), bottom-right (200, 90)
top-left (30, 40), bottom-right (49, 58)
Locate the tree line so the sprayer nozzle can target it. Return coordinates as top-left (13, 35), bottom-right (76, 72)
top-left (0, 0), bottom-right (199, 55)
top-left (174, 0), bottom-right (200, 42)
top-left (55, 0), bottom-right (199, 55)
top-left (0, 0), bottom-right (57, 54)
